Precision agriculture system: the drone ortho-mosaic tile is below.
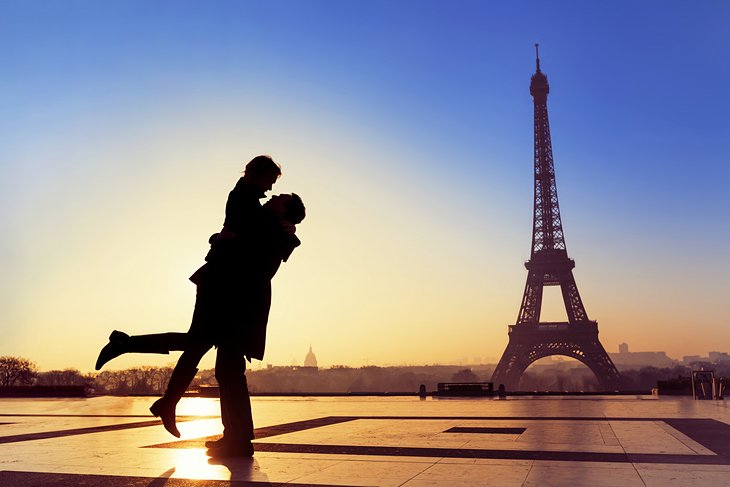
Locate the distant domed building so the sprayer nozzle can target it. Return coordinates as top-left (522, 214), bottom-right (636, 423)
top-left (303, 345), bottom-right (318, 369)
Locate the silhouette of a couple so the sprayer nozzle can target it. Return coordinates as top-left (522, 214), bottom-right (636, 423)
top-left (95, 155), bottom-right (305, 458)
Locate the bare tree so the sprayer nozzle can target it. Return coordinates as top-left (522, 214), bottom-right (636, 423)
top-left (91, 366), bottom-right (176, 395)
top-left (36, 369), bottom-right (92, 387)
top-left (0, 356), bottom-right (38, 386)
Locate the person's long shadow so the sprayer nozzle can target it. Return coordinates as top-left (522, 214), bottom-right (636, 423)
top-left (147, 467), bottom-right (175, 486)
top-left (148, 459), bottom-right (272, 486)
top-left (207, 456), bottom-right (271, 485)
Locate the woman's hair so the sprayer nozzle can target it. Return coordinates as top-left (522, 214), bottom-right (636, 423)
top-left (283, 193), bottom-right (306, 224)
top-left (244, 155), bottom-right (282, 178)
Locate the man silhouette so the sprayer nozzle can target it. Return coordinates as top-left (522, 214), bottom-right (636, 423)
top-left (195, 162), bottom-right (301, 457)
top-left (95, 155), bottom-right (303, 457)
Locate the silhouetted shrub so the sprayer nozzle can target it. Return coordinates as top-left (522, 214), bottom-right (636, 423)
top-left (0, 356), bottom-right (38, 386)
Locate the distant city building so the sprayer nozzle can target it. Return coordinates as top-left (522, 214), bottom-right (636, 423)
top-left (610, 343), bottom-right (675, 368)
top-left (682, 355), bottom-right (704, 365)
top-left (681, 352), bottom-right (730, 365)
top-left (303, 345), bottom-right (318, 368)
top-left (709, 352), bottom-right (730, 363)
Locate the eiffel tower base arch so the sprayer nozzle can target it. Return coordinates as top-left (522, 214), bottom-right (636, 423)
top-left (491, 321), bottom-right (622, 391)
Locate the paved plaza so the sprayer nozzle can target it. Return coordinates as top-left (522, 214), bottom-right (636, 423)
top-left (1, 395), bottom-right (730, 486)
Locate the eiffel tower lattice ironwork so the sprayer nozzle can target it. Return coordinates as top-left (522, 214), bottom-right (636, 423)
top-left (491, 46), bottom-right (622, 391)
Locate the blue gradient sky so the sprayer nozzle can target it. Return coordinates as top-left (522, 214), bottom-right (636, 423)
top-left (2, 1), bottom-right (728, 371)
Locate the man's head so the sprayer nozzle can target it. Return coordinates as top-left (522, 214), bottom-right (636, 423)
top-left (242, 155), bottom-right (282, 195)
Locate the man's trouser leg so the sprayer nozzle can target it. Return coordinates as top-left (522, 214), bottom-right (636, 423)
top-left (215, 345), bottom-right (254, 442)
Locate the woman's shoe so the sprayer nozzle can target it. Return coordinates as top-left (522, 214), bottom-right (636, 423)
top-left (149, 365), bottom-right (197, 438)
top-left (149, 397), bottom-right (180, 438)
top-left (95, 331), bottom-right (130, 370)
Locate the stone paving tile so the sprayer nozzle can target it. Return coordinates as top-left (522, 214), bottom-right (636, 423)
top-left (292, 459), bottom-right (432, 486)
top-left (634, 462), bottom-right (730, 471)
top-left (254, 451), bottom-right (441, 464)
top-left (524, 463), bottom-right (646, 487)
top-left (609, 420), bottom-right (700, 455)
top-left (656, 421), bottom-right (714, 455)
top-left (460, 438), bottom-right (626, 453)
top-left (529, 460), bottom-right (639, 469)
top-left (473, 458), bottom-right (534, 467)
top-left (408, 462), bottom-right (531, 485)
top-left (173, 455), bottom-right (341, 483)
top-left (597, 423), bottom-right (621, 446)
top-left (402, 481), bottom-right (502, 487)
top-left (636, 464), bottom-right (730, 486)
top-left (517, 423), bottom-right (606, 446)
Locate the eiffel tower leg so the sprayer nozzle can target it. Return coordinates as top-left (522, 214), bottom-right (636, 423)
top-left (517, 273), bottom-right (544, 324)
top-left (577, 338), bottom-right (622, 390)
top-left (491, 326), bottom-right (622, 391)
top-left (491, 338), bottom-right (530, 390)
top-left (558, 270), bottom-right (588, 323)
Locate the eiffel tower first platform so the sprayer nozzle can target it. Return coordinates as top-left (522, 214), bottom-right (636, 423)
top-left (491, 47), bottom-right (622, 391)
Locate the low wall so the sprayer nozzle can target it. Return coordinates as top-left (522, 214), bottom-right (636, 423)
top-left (0, 386), bottom-right (88, 398)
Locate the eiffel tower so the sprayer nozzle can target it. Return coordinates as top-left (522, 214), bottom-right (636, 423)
top-left (491, 46), bottom-right (622, 391)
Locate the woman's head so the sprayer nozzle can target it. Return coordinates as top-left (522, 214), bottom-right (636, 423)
top-left (265, 193), bottom-right (306, 224)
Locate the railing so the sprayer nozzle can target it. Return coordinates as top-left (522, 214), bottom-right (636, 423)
top-left (0, 386), bottom-right (88, 397)
top-left (435, 382), bottom-right (494, 396)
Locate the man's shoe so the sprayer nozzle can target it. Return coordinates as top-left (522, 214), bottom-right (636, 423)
top-left (204, 437), bottom-right (226, 449)
top-left (95, 331), bottom-right (130, 370)
top-left (206, 441), bottom-right (254, 458)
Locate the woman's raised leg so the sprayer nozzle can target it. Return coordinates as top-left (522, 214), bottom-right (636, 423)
top-left (149, 342), bottom-right (210, 438)
top-left (95, 331), bottom-right (190, 370)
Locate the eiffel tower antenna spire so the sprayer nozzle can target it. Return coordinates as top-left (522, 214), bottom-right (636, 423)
top-left (535, 43), bottom-right (540, 71)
